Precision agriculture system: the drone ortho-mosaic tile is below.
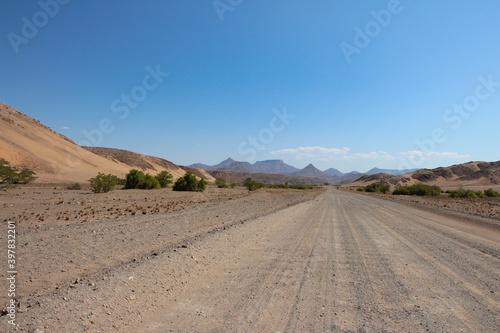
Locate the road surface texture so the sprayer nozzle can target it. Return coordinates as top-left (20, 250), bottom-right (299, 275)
top-left (7, 188), bottom-right (500, 332)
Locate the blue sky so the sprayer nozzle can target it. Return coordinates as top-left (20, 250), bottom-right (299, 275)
top-left (1, 0), bottom-right (499, 173)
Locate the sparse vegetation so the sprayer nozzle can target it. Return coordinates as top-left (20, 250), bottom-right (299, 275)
top-left (446, 187), bottom-right (486, 199)
top-left (66, 183), bottom-right (82, 190)
top-left (229, 183), bottom-right (238, 188)
top-left (358, 182), bottom-right (390, 194)
top-left (215, 177), bottom-right (229, 188)
top-left (89, 172), bottom-right (119, 193)
top-left (141, 174), bottom-right (161, 190)
top-left (484, 188), bottom-right (500, 197)
top-left (392, 184), bottom-right (442, 197)
top-left (266, 184), bottom-right (314, 190)
top-left (124, 169), bottom-right (161, 190)
top-left (155, 171), bottom-right (173, 188)
top-left (243, 179), bottom-right (265, 191)
top-left (0, 158), bottom-right (37, 189)
top-left (173, 171), bottom-right (207, 192)
top-left (196, 177), bottom-right (207, 192)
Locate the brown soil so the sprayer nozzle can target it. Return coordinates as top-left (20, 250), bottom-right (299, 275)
top-left (1, 187), bottom-right (499, 332)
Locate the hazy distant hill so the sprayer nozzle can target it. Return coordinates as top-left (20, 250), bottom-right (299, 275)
top-left (216, 161), bottom-right (253, 173)
top-left (190, 158), bottom-right (247, 171)
top-left (207, 170), bottom-right (327, 186)
top-left (191, 158), bottom-right (424, 185)
top-left (190, 158), bottom-right (299, 175)
top-left (365, 167), bottom-right (419, 176)
top-left (323, 168), bottom-right (343, 177)
top-left (251, 160), bottom-right (299, 174)
top-left (292, 164), bottom-right (330, 179)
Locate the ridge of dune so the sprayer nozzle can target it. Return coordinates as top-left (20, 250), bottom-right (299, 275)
top-left (0, 103), bottom-right (212, 183)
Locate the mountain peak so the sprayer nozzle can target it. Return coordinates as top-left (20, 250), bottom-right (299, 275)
top-left (323, 167), bottom-right (344, 177)
top-left (292, 163), bottom-right (329, 179)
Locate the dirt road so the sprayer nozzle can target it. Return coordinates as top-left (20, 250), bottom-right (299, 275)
top-left (5, 188), bottom-right (500, 332)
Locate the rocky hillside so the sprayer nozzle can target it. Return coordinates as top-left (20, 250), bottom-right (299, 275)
top-left (349, 161), bottom-right (500, 188)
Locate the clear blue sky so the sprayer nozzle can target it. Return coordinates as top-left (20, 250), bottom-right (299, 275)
top-left (1, 0), bottom-right (499, 173)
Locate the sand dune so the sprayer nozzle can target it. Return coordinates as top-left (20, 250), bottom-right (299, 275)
top-left (0, 103), bottom-right (213, 183)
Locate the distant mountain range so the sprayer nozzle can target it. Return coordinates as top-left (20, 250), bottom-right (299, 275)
top-left (189, 158), bottom-right (419, 185)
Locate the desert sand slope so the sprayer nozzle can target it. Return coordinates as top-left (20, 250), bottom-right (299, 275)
top-left (0, 103), bottom-right (213, 183)
top-left (347, 161), bottom-right (500, 188)
top-left (0, 103), bottom-right (134, 183)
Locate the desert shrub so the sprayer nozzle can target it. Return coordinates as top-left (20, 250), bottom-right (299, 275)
top-left (448, 187), bottom-right (486, 199)
top-left (15, 168), bottom-right (37, 184)
top-left (140, 174), bottom-right (161, 189)
top-left (124, 169), bottom-right (145, 189)
top-left (484, 188), bottom-right (500, 197)
top-left (215, 177), bottom-right (228, 188)
top-left (196, 177), bottom-right (207, 192)
top-left (117, 178), bottom-right (126, 185)
top-left (66, 183), bottom-right (82, 190)
top-left (0, 158), bottom-right (37, 189)
top-left (229, 183), bottom-right (238, 188)
top-left (357, 187), bottom-right (365, 192)
top-left (293, 185), bottom-right (314, 190)
top-left (89, 172), bottom-right (119, 193)
top-left (173, 171), bottom-right (206, 192)
top-left (393, 184), bottom-right (442, 196)
top-left (123, 169), bottom-right (160, 189)
top-left (243, 179), bottom-right (265, 191)
top-left (155, 171), bottom-right (173, 188)
top-left (360, 182), bottom-right (390, 194)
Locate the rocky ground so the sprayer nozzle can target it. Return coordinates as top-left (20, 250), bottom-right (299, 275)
top-left (0, 185), bottom-right (323, 332)
top-left (352, 190), bottom-right (500, 223)
top-left (1, 186), bottom-right (499, 332)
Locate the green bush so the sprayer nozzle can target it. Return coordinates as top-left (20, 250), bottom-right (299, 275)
top-left (196, 177), bottom-right (207, 192)
top-left (66, 183), bottom-right (82, 190)
top-left (124, 169), bottom-right (145, 189)
top-left (173, 171), bottom-right (206, 192)
top-left (0, 158), bottom-right (37, 189)
top-left (243, 179), bottom-right (265, 191)
top-left (294, 185), bottom-right (314, 190)
top-left (359, 182), bottom-right (390, 194)
top-left (124, 169), bottom-right (161, 190)
top-left (215, 177), bottom-right (228, 188)
top-left (229, 183), bottom-right (238, 188)
top-left (155, 171), bottom-right (173, 188)
top-left (89, 173), bottom-right (119, 193)
top-left (447, 187), bottom-right (486, 199)
top-left (140, 174), bottom-right (161, 189)
top-left (484, 188), bottom-right (500, 197)
top-left (393, 183), bottom-right (442, 196)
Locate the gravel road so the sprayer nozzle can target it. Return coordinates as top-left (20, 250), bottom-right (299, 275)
top-left (4, 188), bottom-right (499, 332)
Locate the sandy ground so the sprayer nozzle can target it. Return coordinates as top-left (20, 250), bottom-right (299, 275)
top-left (350, 190), bottom-right (500, 223)
top-left (1, 187), bottom-right (499, 332)
top-left (0, 184), bottom-right (252, 225)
